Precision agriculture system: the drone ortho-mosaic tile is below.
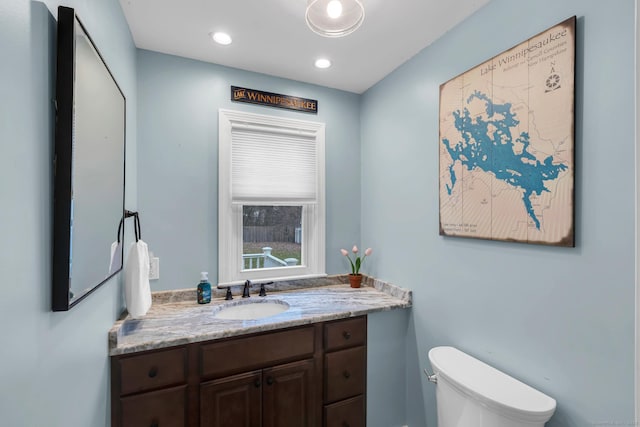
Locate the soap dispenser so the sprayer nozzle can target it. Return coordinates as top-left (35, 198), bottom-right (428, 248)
top-left (197, 272), bottom-right (211, 304)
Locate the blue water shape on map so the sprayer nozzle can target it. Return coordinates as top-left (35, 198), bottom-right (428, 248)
top-left (442, 91), bottom-right (568, 230)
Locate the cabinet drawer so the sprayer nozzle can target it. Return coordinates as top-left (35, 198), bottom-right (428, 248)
top-left (120, 385), bottom-right (187, 427)
top-left (118, 347), bottom-right (187, 395)
top-left (324, 317), bottom-right (366, 351)
top-left (324, 395), bottom-right (365, 427)
top-left (324, 346), bottom-right (365, 403)
top-left (201, 326), bottom-right (315, 378)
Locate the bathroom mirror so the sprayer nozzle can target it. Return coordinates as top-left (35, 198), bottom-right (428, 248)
top-left (52, 7), bottom-right (126, 311)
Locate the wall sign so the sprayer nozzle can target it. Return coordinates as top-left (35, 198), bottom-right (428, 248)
top-left (439, 16), bottom-right (575, 247)
top-left (231, 86), bottom-right (318, 114)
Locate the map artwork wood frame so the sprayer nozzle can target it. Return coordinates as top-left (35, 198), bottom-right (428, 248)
top-left (439, 16), bottom-right (575, 247)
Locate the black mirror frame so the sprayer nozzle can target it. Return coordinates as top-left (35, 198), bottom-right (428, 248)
top-left (52, 6), bottom-right (126, 311)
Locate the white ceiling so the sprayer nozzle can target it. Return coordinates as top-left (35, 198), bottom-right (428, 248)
top-left (119, 0), bottom-right (490, 94)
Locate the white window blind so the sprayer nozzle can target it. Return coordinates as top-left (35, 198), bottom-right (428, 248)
top-left (219, 109), bottom-right (326, 284)
top-left (231, 124), bottom-right (317, 203)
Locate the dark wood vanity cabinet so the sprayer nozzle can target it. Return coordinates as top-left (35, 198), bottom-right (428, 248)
top-left (200, 359), bottom-right (315, 427)
top-left (111, 347), bottom-right (189, 427)
top-left (199, 325), bottom-right (319, 427)
top-left (111, 317), bottom-right (366, 427)
top-left (323, 316), bottom-right (367, 427)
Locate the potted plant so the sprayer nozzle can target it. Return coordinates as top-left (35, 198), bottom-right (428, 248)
top-left (340, 245), bottom-right (372, 288)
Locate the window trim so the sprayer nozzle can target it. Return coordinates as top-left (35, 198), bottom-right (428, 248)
top-left (218, 109), bottom-right (326, 285)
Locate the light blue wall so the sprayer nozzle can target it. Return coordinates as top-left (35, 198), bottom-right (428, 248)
top-left (0, 1), bottom-right (136, 425)
top-left (137, 50), bottom-right (413, 427)
top-left (136, 49), bottom-right (361, 289)
top-left (361, 0), bottom-right (636, 426)
top-left (367, 309), bottom-right (411, 426)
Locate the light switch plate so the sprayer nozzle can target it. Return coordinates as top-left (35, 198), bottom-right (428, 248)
top-left (149, 257), bottom-right (159, 280)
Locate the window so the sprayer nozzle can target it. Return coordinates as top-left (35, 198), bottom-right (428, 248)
top-left (242, 206), bottom-right (302, 269)
top-left (218, 109), bottom-right (325, 284)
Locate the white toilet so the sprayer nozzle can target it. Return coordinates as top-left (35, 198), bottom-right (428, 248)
top-left (428, 346), bottom-right (556, 427)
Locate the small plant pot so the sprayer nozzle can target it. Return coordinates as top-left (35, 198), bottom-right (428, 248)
top-left (349, 274), bottom-right (363, 288)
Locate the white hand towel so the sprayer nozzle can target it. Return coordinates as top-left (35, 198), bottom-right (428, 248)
top-left (124, 239), bottom-right (152, 318)
top-left (109, 241), bottom-right (123, 275)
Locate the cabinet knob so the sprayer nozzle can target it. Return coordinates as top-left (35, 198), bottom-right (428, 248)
top-left (150, 420), bottom-right (159, 427)
top-left (342, 331), bottom-right (351, 340)
top-left (342, 422), bottom-right (350, 427)
top-left (148, 367), bottom-right (158, 378)
top-left (254, 379), bottom-right (261, 388)
top-left (342, 370), bottom-right (351, 379)
top-left (266, 376), bottom-right (274, 386)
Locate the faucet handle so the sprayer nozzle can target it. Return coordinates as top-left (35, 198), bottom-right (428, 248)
top-left (259, 281), bottom-right (273, 297)
top-left (242, 280), bottom-right (251, 298)
top-left (225, 287), bottom-right (233, 300)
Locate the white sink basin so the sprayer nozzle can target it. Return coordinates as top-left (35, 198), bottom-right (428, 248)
top-left (213, 300), bottom-right (290, 320)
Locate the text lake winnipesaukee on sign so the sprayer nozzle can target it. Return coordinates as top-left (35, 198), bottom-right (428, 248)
top-left (231, 86), bottom-right (318, 114)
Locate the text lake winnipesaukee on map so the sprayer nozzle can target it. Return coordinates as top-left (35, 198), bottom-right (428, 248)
top-left (439, 16), bottom-right (575, 246)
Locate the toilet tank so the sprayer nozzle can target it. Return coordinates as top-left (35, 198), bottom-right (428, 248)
top-left (428, 346), bottom-right (556, 427)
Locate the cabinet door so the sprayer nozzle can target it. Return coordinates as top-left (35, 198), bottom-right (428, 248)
top-left (262, 358), bottom-right (317, 427)
top-left (200, 371), bottom-right (262, 427)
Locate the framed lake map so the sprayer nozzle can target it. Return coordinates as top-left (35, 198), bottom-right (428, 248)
top-left (439, 16), bottom-right (575, 247)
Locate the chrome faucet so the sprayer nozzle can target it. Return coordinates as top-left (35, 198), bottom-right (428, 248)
top-left (242, 280), bottom-right (251, 298)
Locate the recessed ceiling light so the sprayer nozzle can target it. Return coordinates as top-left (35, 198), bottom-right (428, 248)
top-left (211, 32), bottom-right (232, 45)
top-left (314, 58), bottom-right (332, 69)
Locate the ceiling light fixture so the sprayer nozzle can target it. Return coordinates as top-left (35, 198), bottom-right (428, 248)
top-left (305, 0), bottom-right (364, 38)
top-left (211, 32), bottom-right (232, 45)
top-left (326, 0), bottom-right (343, 19)
top-left (314, 58), bottom-right (332, 69)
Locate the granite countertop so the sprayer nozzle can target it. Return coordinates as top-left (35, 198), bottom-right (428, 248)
top-left (109, 275), bottom-right (411, 356)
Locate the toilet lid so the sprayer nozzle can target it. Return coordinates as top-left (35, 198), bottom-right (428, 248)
top-left (428, 346), bottom-right (556, 422)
